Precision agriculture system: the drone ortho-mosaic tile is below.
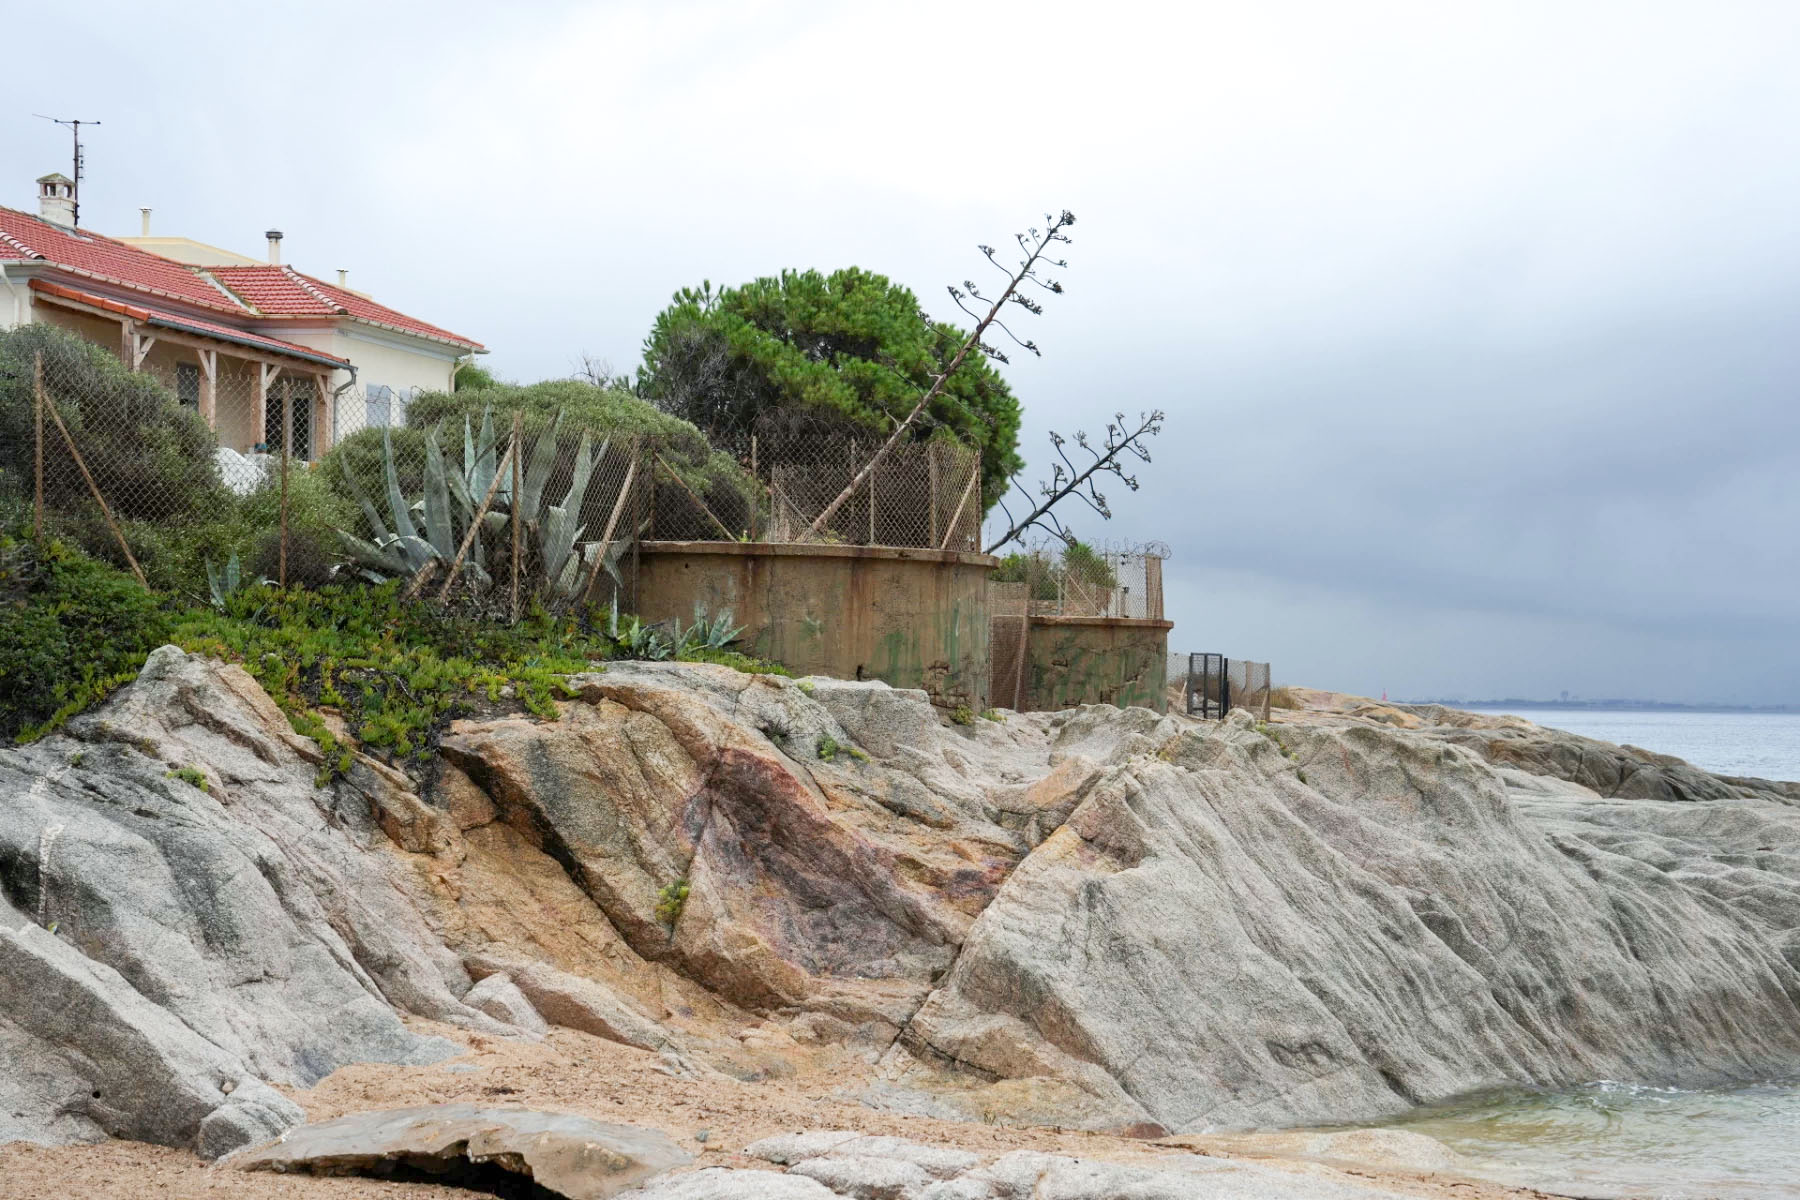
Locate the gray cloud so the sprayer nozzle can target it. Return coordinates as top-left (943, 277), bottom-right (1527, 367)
top-left (12, 0), bottom-right (1800, 702)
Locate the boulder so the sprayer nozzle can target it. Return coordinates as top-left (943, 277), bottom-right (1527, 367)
top-left (440, 663), bottom-right (1057, 1031)
top-left (877, 710), bottom-right (1800, 1129)
top-left (0, 920), bottom-right (301, 1156)
top-left (229, 1104), bottom-right (691, 1198)
top-left (0, 648), bottom-right (500, 1151)
top-left (462, 972), bottom-right (548, 1037)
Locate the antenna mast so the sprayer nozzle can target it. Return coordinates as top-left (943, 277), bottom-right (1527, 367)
top-left (34, 114), bottom-right (101, 228)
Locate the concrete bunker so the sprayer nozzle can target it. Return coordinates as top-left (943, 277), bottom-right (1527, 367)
top-left (631, 540), bottom-right (997, 710)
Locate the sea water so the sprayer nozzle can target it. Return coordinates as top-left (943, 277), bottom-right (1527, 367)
top-left (1375, 1080), bottom-right (1800, 1198)
top-left (1375, 708), bottom-right (1800, 1196)
top-left (1463, 706), bottom-right (1800, 782)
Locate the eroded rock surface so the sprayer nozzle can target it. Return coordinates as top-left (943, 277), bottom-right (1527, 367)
top-left (229, 1104), bottom-right (691, 1198)
top-left (4, 648), bottom-right (1799, 1165)
top-left (706, 1129), bottom-right (1422, 1199)
top-left (874, 708), bottom-right (1800, 1130)
top-left (0, 649), bottom-right (494, 1153)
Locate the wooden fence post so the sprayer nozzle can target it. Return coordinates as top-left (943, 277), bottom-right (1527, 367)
top-left (39, 379), bottom-right (147, 589)
top-left (33, 353), bottom-right (45, 541)
top-left (510, 412), bottom-right (523, 623)
top-left (279, 382), bottom-right (291, 587)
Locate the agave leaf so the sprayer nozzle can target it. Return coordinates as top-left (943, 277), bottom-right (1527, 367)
top-left (225, 550), bottom-right (240, 597)
top-left (599, 537), bottom-right (629, 589)
top-left (338, 448), bottom-right (389, 541)
top-left (387, 533), bottom-right (440, 573)
top-left (519, 411), bottom-right (564, 522)
top-left (422, 423), bottom-right (456, 556)
top-left (335, 529), bottom-right (407, 575)
top-left (477, 405), bottom-right (498, 499)
top-left (448, 417), bottom-right (478, 516)
top-left (383, 427), bottom-right (418, 541)
top-left (540, 505), bottom-right (585, 590)
top-left (205, 558), bottom-right (225, 608)
top-left (553, 548), bottom-right (583, 599)
top-left (563, 432), bottom-right (602, 517)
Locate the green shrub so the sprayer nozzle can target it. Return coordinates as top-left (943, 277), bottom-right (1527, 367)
top-left (167, 766), bottom-right (209, 792)
top-left (0, 324), bottom-right (229, 524)
top-left (314, 425), bottom-right (430, 534)
top-left (950, 705), bottom-right (975, 726)
top-left (638, 268), bottom-right (1023, 508)
top-left (990, 551), bottom-right (1060, 601)
top-left (406, 380), bottom-right (713, 462)
top-left (1061, 540), bottom-right (1117, 592)
top-left (655, 879), bottom-right (690, 927)
top-left (0, 535), bottom-right (171, 742)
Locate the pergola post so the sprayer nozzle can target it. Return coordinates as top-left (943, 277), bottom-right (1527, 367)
top-left (256, 362), bottom-right (275, 450)
top-left (315, 374), bottom-right (333, 453)
top-left (197, 348), bottom-right (217, 428)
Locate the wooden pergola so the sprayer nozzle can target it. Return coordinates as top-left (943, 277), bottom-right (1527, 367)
top-left (29, 278), bottom-right (344, 454)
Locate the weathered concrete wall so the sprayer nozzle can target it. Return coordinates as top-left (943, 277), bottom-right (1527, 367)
top-left (633, 542), bottom-right (995, 709)
top-left (1022, 616), bottom-right (1173, 713)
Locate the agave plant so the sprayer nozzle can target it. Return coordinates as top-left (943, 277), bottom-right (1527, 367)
top-left (335, 407), bottom-right (630, 606)
top-left (204, 550), bottom-right (267, 609)
top-left (671, 602), bottom-right (743, 652)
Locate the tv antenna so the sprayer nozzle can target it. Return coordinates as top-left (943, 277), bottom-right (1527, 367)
top-left (34, 114), bottom-right (101, 228)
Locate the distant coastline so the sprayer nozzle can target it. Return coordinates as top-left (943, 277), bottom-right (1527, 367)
top-left (1400, 699), bottom-right (1799, 715)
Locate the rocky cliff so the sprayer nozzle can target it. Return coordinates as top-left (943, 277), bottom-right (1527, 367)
top-left (2, 650), bottom-right (1796, 1162)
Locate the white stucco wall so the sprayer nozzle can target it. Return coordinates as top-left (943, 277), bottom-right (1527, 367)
top-left (0, 266), bottom-right (38, 330)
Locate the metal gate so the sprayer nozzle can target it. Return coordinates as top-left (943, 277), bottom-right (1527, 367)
top-left (1186, 653), bottom-right (1230, 719)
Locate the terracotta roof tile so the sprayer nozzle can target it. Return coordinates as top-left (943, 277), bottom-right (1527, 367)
top-left (0, 205), bottom-right (483, 352)
top-left (206, 265), bottom-right (484, 350)
top-left (0, 206), bottom-right (249, 313)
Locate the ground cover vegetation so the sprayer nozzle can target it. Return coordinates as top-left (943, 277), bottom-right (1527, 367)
top-left (0, 531), bottom-right (781, 769)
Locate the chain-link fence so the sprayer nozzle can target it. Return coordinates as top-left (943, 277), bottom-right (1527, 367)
top-left (12, 346), bottom-right (646, 615)
top-left (7, 339), bottom-right (988, 620)
top-left (990, 540), bottom-right (1167, 619)
top-left (1170, 652), bottom-right (1272, 721)
top-left (646, 407), bottom-right (983, 552)
top-left (988, 581), bottom-right (1032, 710)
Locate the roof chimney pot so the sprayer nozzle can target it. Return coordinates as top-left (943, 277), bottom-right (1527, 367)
top-left (265, 229), bottom-right (283, 265)
top-left (36, 173), bottom-right (75, 229)
top-left (140, 207), bottom-right (152, 237)
top-left (337, 268), bottom-right (348, 288)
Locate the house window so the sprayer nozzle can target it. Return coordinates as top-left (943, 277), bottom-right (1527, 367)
top-left (175, 362), bottom-right (201, 409)
top-left (365, 384), bottom-right (393, 429)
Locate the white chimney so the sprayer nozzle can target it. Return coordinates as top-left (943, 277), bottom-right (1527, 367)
top-left (336, 268), bottom-right (348, 288)
top-left (140, 207), bottom-right (152, 236)
top-left (36, 173), bottom-right (75, 229)
top-left (265, 229), bottom-right (283, 265)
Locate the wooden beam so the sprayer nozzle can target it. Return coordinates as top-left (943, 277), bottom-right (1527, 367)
top-left (33, 292), bottom-right (346, 375)
top-left (119, 317), bottom-right (134, 367)
top-left (197, 348), bottom-right (217, 428)
top-left (256, 362), bottom-right (275, 450)
top-left (131, 332), bottom-right (156, 371)
top-left (315, 374), bottom-right (333, 453)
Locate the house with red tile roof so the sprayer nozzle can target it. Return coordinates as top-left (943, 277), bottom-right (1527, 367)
top-left (0, 174), bottom-right (484, 461)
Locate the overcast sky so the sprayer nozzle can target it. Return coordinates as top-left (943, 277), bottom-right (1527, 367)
top-left (14, 0), bottom-right (1800, 703)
